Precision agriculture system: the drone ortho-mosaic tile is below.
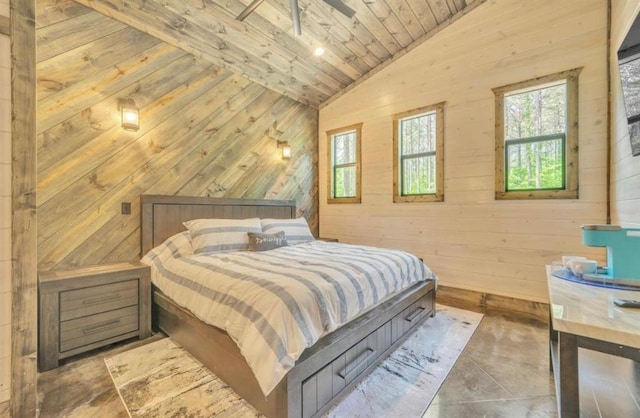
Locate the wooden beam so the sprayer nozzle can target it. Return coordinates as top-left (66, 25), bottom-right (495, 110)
top-left (0, 16), bottom-right (8, 36)
top-left (11, 0), bottom-right (38, 416)
top-left (73, 0), bottom-right (330, 107)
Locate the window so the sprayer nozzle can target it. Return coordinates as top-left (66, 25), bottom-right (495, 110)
top-left (327, 123), bottom-right (362, 204)
top-left (493, 68), bottom-right (580, 199)
top-left (393, 103), bottom-right (444, 203)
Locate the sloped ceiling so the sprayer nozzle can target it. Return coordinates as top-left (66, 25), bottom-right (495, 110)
top-left (73, 0), bottom-right (486, 108)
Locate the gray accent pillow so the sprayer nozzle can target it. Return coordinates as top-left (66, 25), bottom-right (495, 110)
top-left (248, 231), bottom-right (288, 252)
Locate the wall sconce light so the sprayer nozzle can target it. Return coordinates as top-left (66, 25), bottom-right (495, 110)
top-left (119, 98), bottom-right (140, 131)
top-left (277, 140), bottom-right (291, 160)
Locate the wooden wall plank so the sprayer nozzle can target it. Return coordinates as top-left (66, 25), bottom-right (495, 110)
top-left (36, 0), bottom-right (90, 29)
top-left (11, 0), bottom-right (38, 414)
top-left (319, 0), bottom-right (608, 303)
top-left (37, 26), bottom-right (161, 100)
top-left (320, 0), bottom-right (488, 108)
top-left (35, 7), bottom-right (319, 270)
top-left (0, 15), bottom-right (8, 35)
top-left (37, 57), bottom-right (216, 172)
top-left (0, 27), bottom-right (10, 407)
top-left (610, 0), bottom-right (640, 228)
top-left (37, 10), bottom-right (127, 62)
top-left (72, 0), bottom-right (328, 107)
top-left (37, 55), bottom-right (219, 204)
top-left (37, 43), bottom-right (185, 133)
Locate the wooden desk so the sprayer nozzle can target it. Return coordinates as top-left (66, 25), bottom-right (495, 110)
top-left (546, 265), bottom-right (640, 417)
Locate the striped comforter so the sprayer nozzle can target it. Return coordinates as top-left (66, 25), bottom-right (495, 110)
top-left (142, 236), bottom-right (434, 395)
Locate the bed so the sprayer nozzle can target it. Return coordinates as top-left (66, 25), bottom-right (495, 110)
top-left (140, 195), bottom-right (436, 418)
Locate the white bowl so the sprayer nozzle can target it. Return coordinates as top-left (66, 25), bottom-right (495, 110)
top-left (568, 259), bottom-right (598, 276)
top-left (562, 255), bottom-right (587, 268)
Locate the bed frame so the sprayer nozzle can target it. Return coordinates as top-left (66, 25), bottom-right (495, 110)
top-left (140, 195), bottom-right (436, 418)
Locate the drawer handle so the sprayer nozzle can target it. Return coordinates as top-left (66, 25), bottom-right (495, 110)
top-left (82, 319), bottom-right (121, 335)
top-left (405, 307), bottom-right (425, 322)
top-left (337, 348), bottom-right (376, 380)
top-left (83, 293), bottom-right (122, 306)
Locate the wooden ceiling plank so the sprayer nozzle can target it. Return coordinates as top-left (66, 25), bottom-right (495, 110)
top-left (364, 0), bottom-right (414, 46)
top-left (445, 0), bottom-right (458, 14)
top-left (426, 0), bottom-right (452, 24)
top-left (37, 11), bottom-right (128, 62)
top-left (293, 0), bottom-right (385, 68)
top-left (339, 0), bottom-right (401, 56)
top-left (211, 0), bottom-right (356, 86)
top-left (37, 26), bottom-right (162, 101)
top-left (243, 0), bottom-right (365, 80)
top-left (383, 0), bottom-right (426, 40)
top-left (167, 0), bottom-right (343, 93)
top-left (135, 0), bottom-right (329, 104)
top-left (453, 0), bottom-right (466, 10)
top-left (404, 0), bottom-right (439, 34)
top-left (321, 0), bottom-right (487, 108)
top-left (74, 0), bottom-right (325, 106)
top-left (36, 0), bottom-right (91, 29)
top-left (265, 0), bottom-right (372, 75)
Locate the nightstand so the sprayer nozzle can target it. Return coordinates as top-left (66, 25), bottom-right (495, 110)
top-left (38, 262), bottom-right (151, 371)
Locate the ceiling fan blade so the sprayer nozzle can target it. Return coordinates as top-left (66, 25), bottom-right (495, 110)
top-left (322, 0), bottom-right (355, 18)
top-left (236, 0), bottom-right (265, 21)
top-left (290, 0), bottom-right (302, 36)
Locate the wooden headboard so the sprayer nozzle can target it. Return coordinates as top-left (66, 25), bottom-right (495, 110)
top-left (140, 195), bottom-right (296, 255)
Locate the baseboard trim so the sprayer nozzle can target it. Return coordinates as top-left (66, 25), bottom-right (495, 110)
top-left (437, 285), bottom-right (549, 324)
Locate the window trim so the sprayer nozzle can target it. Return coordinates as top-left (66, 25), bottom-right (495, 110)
top-left (393, 102), bottom-right (445, 203)
top-left (327, 123), bottom-right (362, 204)
top-left (493, 68), bottom-right (581, 200)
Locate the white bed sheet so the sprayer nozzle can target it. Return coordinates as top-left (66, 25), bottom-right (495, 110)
top-left (142, 237), bottom-right (434, 395)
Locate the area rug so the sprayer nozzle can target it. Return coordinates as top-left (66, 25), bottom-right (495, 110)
top-left (105, 305), bottom-right (483, 418)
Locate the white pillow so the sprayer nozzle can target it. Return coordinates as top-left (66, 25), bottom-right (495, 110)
top-left (184, 218), bottom-right (262, 254)
top-left (141, 231), bottom-right (193, 266)
top-left (261, 217), bottom-right (315, 245)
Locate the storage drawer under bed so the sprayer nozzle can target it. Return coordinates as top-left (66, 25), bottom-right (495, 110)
top-left (301, 289), bottom-right (434, 418)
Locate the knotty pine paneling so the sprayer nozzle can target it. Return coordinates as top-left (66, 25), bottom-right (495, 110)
top-left (36, 2), bottom-right (318, 270)
top-left (319, 0), bottom-right (608, 303)
top-left (611, 0), bottom-right (640, 228)
top-left (0, 32), bottom-right (10, 405)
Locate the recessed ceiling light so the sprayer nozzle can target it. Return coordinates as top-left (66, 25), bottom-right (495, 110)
top-left (314, 47), bottom-right (325, 57)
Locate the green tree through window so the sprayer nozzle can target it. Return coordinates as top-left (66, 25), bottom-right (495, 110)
top-left (393, 103), bottom-right (445, 203)
top-left (493, 68), bottom-right (580, 200)
top-left (504, 83), bottom-right (566, 191)
top-left (333, 131), bottom-right (357, 198)
top-left (327, 123), bottom-right (362, 204)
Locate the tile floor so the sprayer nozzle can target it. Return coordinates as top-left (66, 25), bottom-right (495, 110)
top-left (1, 303), bottom-right (638, 417)
top-left (425, 305), bottom-right (640, 418)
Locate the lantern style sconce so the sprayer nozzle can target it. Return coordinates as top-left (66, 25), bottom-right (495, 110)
top-left (119, 98), bottom-right (140, 131)
top-left (277, 140), bottom-right (291, 160)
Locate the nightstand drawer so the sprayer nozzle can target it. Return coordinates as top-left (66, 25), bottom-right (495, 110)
top-left (60, 305), bottom-right (139, 352)
top-left (39, 262), bottom-right (151, 371)
top-left (60, 279), bottom-right (139, 321)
